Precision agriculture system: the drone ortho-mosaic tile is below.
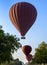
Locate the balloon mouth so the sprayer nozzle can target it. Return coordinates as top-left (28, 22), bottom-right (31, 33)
top-left (21, 36), bottom-right (26, 39)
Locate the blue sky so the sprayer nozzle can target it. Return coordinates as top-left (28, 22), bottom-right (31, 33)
top-left (0, 0), bottom-right (47, 63)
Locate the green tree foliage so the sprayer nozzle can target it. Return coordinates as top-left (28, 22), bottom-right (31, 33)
top-left (0, 25), bottom-right (22, 64)
top-left (32, 41), bottom-right (47, 65)
top-left (8, 58), bottom-right (22, 65)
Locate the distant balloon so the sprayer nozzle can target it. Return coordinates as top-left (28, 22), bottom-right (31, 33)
top-left (22, 45), bottom-right (32, 56)
top-left (26, 54), bottom-right (32, 61)
top-left (9, 2), bottom-right (37, 37)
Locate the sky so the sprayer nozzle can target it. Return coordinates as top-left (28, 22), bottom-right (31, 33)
top-left (0, 0), bottom-right (47, 63)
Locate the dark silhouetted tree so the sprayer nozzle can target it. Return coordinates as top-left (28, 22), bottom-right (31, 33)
top-left (0, 25), bottom-right (22, 64)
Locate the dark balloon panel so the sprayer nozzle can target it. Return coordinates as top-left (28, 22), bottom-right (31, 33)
top-left (26, 54), bottom-right (32, 61)
top-left (9, 2), bottom-right (37, 36)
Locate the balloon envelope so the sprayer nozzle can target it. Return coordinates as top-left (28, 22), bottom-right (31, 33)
top-left (9, 2), bottom-right (37, 36)
top-left (22, 45), bottom-right (32, 56)
top-left (26, 54), bottom-right (32, 61)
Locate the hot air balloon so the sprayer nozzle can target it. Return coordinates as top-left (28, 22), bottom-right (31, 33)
top-left (9, 2), bottom-right (37, 39)
top-left (26, 54), bottom-right (32, 61)
top-left (22, 45), bottom-right (32, 56)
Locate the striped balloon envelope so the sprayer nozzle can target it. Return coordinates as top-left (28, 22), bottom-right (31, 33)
top-left (9, 2), bottom-right (37, 38)
top-left (22, 45), bottom-right (32, 56)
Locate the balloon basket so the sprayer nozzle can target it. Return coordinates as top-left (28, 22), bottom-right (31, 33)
top-left (21, 36), bottom-right (26, 39)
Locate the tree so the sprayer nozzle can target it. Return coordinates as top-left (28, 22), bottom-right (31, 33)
top-left (32, 41), bottom-right (47, 65)
top-left (0, 25), bottom-right (22, 64)
top-left (8, 58), bottom-right (23, 65)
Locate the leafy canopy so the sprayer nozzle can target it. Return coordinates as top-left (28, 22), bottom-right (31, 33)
top-left (0, 25), bottom-right (22, 63)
